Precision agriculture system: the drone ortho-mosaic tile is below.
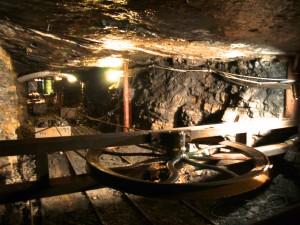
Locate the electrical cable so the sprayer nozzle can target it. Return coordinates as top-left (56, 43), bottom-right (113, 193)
top-left (34, 126), bottom-right (52, 134)
top-left (150, 64), bottom-right (211, 73)
top-left (77, 112), bottom-right (142, 131)
top-left (219, 71), bottom-right (294, 82)
top-left (218, 72), bottom-right (294, 88)
top-left (150, 64), bottom-right (295, 88)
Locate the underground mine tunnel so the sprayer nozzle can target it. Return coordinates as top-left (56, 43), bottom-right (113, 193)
top-left (0, 0), bottom-right (300, 224)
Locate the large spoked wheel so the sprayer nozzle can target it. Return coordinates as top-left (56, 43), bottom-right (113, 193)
top-left (86, 140), bottom-right (270, 199)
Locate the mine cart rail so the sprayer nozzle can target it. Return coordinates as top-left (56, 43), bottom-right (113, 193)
top-left (0, 118), bottom-right (297, 204)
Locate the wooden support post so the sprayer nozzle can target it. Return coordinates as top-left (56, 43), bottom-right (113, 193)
top-left (285, 57), bottom-right (298, 119)
top-left (235, 132), bottom-right (252, 146)
top-left (235, 133), bottom-right (246, 145)
top-left (295, 55), bottom-right (300, 145)
top-left (123, 60), bottom-right (130, 132)
top-left (35, 152), bottom-right (50, 186)
top-left (0, 174), bottom-right (102, 204)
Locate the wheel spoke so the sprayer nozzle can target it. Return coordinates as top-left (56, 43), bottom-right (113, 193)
top-left (100, 148), bottom-right (163, 157)
top-left (188, 145), bottom-right (225, 156)
top-left (182, 157), bottom-right (239, 178)
top-left (110, 157), bottom-right (168, 179)
top-left (136, 144), bottom-right (162, 152)
top-left (111, 157), bottom-right (168, 171)
top-left (188, 153), bottom-right (250, 161)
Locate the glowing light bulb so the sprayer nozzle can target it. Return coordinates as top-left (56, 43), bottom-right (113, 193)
top-left (55, 76), bottom-right (62, 81)
top-left (67, 75), bottom-right (77, 83)
top-left (106, 70), bottom-right (124, 82)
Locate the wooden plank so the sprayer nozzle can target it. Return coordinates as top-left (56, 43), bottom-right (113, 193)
top-left (255, 143), bottom-right (292, 157)
top-left (65, 151), bottom-right (87, 175)
top-left (0, 131), bottom-right (151, 156)
top-left (190, 119), bottom-right (297, 140)
top-left (35, 153), bottom-right (50, 185)
top-left (236, 132), bottom-right (253, 146)
top-left (40, 150), bottom-right (101, 224)
top-left (0, 119), bottom-right (297, 157)
top-left (0, 142), bottom-right (293, 204)
top-left (0, 174), bottom-right (102, 204)
top-left (65, 150), bottom-right (151, 225)
top-left (235, 133), bottom-right (247, 145)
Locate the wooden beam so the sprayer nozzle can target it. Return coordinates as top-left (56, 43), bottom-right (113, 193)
top-left (255, 143), bottom-right (293, 157)
top-left (35, 153), bottom-right (50, 185)
top-left (235, 132), bottom-right (253, 146)
top-left (285, 57), bottom-right (298, 118)
top-left (0, 141), bottom-right (294, 204)
top-left (0, 131), bottom-right (151, 156)
top-left (0, 174), bottom-right (102, 204)
top-left (0, 119), bottom-right (297, 157)
top-left (190, 119), bottom-right (297, 140)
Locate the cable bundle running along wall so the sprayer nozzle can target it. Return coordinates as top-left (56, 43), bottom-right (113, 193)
top-left (150, 64), bottom-right (295, 89)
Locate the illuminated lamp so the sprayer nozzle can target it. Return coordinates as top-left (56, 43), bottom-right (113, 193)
top-left (105, 70), bottom-right (124, 83)
top-left (67, 75), bottom-right (77, 83)
top-left (60, 73), bottom-right (78, 83)
top-left (54, 76), bottom-right (63, 81)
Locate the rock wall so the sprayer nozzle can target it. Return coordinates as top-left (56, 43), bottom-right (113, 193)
top-left (0, 47), bottom-right (27, 183)
top-left (131, 57), bottom-right (287, 130)
top-left (0, 47), bottom-right (27, 140)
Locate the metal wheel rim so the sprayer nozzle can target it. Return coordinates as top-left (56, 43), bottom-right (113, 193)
top-left (86, 141), bottom-right (270, 199)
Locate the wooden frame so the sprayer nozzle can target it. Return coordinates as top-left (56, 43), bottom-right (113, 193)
top-left (0, 119), bottom-right (297, 204)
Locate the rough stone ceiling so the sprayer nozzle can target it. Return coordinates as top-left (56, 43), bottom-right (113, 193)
top-left (0, 0), bottom-right (299, 74)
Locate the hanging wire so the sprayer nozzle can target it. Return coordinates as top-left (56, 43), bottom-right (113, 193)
top-left (218, 71), bottom-right (294, 88)
top-left (150, 64), bottom-right (211, 73)
top-left (77, 112), bottom-right (142, 131)
top-left (149, 64), bottom-right (295, 88)
top-left (219, 71), bottom-right (293, 81)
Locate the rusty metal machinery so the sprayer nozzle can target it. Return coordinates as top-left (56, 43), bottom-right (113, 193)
top-left (86, 131), bottom-right (270, 199)
top-left (0, 119), bottom-right (297, 204)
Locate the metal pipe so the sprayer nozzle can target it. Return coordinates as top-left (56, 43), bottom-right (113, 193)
top-left (123, 60), bottom-right (130, 132)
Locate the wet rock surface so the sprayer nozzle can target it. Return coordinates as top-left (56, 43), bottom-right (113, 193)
top-left (0, 48), bottom-right (27, 141)
top-left (131, 57), bottom-right (287, 129)
top-left (0, 0), bottom-right (299, 73)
